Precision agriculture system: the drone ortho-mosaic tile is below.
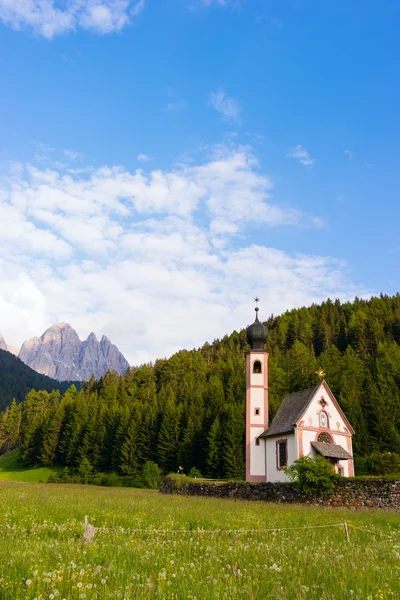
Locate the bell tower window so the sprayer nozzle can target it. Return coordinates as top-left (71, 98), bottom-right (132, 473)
top-left (253, 361), bottom-right (262, 374)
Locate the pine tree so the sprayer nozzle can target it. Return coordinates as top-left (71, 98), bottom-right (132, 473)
top-left (119, 412), bottom-right (140, 475)
top-left (222, 403), bottom-right (245, 480)
top-left (157, 386), bottom-right (181, 473)
top-left (2, 399), bottom-right (21, 453)
top-left (207, 416), bottom-right (222, 478)
top-left (40, 404), bottom-right (65, 465)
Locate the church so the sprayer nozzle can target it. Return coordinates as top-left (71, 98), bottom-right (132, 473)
top-left (245, 305), bottom-right (355, 482)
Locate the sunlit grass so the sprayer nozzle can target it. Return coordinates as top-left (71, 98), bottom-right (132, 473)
top-left (0, 450), bottom-right (62, 482)
top-left (0, 481), bottom-right (399, 599)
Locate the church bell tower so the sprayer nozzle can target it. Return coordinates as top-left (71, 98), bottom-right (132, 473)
top-left (245, 301), bottom-right (269, 482)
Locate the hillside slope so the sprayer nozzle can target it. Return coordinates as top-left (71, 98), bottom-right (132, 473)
top-left (0, 349), bottom-right (78, 411)
top-left (1, 294), bottom-right (399, 477)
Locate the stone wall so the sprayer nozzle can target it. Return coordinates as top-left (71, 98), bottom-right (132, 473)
top-left (160, 476), bottom-right (400, 509)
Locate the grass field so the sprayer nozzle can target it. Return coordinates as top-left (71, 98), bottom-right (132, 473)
top-left (0, 482), bottom-right (399, 599)
top-left (0, 450), bottom-right (62, 482)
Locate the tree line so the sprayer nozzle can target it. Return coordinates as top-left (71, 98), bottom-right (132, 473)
top-left (0, 349), bottom-right (77, 412)
top-left (0, 293), bottom-right (399, 478)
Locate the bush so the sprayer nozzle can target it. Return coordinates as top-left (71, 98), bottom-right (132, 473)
top-left (188, 467), bottom-right (203, 479)
top-left (100, 472), bottom-right (121, 487)
top-left (285, 455), bottom-right (339, 498)
top-left (120, 475), bottom-right (146, 488)
top-left (354, 452), bottom-right (400, 476)
top-left (78, 458), bottom-right (93, 484)
top-left (142, 461), bottom-right (162, 489)
top-left (166, 473), bottom-right (189, 489)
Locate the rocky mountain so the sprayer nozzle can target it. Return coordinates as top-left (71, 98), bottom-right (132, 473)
top-left (0, 334), bottom-right (18, 356)
top-left (17, 323), bottom-right (130, 382)
top-left (0, 334), bottom-right (6, 352)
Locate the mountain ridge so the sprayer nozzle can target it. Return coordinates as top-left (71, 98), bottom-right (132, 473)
top-left (2, 324), bottom-right (130, 382)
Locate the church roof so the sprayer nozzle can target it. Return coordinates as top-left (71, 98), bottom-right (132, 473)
top-left (311, 441), bottom-right (353, 460)
top-left (260, 383), bottom-right (321, 438)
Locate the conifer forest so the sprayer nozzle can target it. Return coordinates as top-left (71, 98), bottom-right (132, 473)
top-left (1, 294), bottom-right (400, 479)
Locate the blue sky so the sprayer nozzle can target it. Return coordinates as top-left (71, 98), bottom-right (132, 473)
top-left (0, 0), bottom-right (399, 364)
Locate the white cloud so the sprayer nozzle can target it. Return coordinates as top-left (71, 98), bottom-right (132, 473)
top-left (344, 149), bottom-right (354, 160)
top-left (0, 0), bottom-right (145, 38)
top-left (287, 145), bottom-right (315, 167)
top-left (209, 89), bottom-right (241, 122)
top-left (165, 100), bottom-right (188, 112)
top-left (0, 144), bottom-right (366, 365)
top-left (137, 153), bottom-right (152, 162)
top-left (202, 0), bottom-right (236, 5)
top-left (64, 149), bottom-right (84, 161)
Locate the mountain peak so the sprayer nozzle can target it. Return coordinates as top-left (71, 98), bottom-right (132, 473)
top-left (86, 332), bottom-right (98, 343)
top-left (19, 324), bottom-right (129, 382)
top-left (0, 334), bottom-right (7, 351)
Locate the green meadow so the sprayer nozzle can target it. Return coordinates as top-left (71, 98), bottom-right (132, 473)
top-left (0, 482), bottom-right (399, 599)
top-left (0, 450), bottom-right (62, 483)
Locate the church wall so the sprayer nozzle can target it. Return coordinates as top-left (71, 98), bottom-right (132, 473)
top-left (249, 387), bottom-right (266, 424)
top-left (300, 383), bottom-right (351, 436)
top-left (300, 429), bottom-right (352, 477)
top-left (249, 427), bottom-right (266, 476)
top-left (266, 434), bottom-right (296, 482)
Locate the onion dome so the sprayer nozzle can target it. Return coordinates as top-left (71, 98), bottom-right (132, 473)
top-left (246, 307), bottom-right (268, 351)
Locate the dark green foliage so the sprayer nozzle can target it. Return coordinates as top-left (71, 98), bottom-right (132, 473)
top-left (223, 403), bottom-right (245, 480)
top-left (1, 293), bottom-right (400, 479)
top-left (354, 452), bottom-right (400, 476)
top-left (0, 349), bottom-right (78, 411)
top-left (142, 460), bottom-right (162, 489)
top-left (188, 467), bottom-right (203, 478)
top-left (285, 455), bottom-right (340, 497)
top-left (206, 416), bottom-right (222, 478)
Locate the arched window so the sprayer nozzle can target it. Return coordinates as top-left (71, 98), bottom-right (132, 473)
top-left (319, 411), bottom-right (328, 428)
top-left (317, 432), bottom-right (332, 444)
top-left (253, 361), bottom-right (262, 374)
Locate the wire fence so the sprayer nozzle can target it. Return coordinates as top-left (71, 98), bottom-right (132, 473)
top-left (84, 518), bottom-right (399, 544)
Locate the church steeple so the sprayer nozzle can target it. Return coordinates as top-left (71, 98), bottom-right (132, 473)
top-left (246, 303), bottom-right (268, 351)
top-left (245, 300), bottom-right (269, 482)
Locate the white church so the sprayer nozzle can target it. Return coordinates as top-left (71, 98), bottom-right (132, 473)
top-left (245, 305), bottom-right (355, 482)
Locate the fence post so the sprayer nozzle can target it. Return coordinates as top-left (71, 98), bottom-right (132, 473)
top-left (344, 522), bottom-right (350, 543)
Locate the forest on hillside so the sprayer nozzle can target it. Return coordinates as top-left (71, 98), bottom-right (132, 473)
top-left (0, 294), bottom-right (399, 479)
top-left (0, 349), bottom-right (77, 411)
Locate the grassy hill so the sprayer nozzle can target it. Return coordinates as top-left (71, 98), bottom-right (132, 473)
top-left (0, 450), bottom-right (62, 482)
top-left (0, 349), bottom-right (78, 411)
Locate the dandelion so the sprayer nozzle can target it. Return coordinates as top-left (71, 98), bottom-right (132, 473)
top-left (77, 582), bottom-right (83, 588)
top-left (26, 579), bottom-right (32, 585)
